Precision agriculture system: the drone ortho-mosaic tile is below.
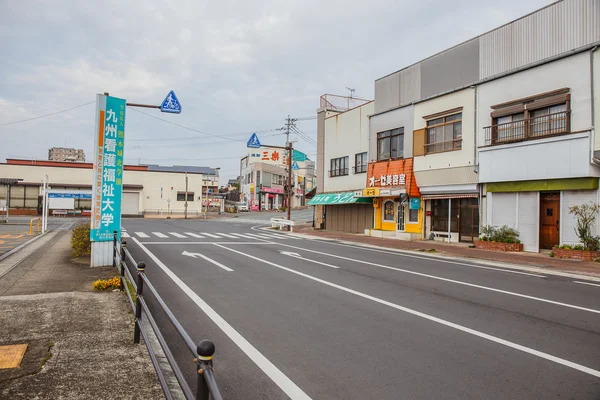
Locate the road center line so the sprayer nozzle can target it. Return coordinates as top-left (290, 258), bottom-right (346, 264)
top-left (273, 243), bottom-right (600, 315)
top-left (141, 241), bottom-right (277, 245)
top-left (131, 238), bottom-right (312, 400)
top-left (287, 254), bottom-right (339, 269)
top-left (214, 243), bottom-right (600, 379)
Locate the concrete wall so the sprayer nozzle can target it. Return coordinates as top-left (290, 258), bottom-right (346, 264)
top-left (323, 102), bottom-right (373, 193)
top-left (0, 164), bottom-right (218, 213)
top-left (369, 105), bottom-right (414, 160)
top-left (413, 88), bottom-right (476, 172)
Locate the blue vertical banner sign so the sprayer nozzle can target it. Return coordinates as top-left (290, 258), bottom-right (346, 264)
top-left (90, 95), bottom-right (126, 242)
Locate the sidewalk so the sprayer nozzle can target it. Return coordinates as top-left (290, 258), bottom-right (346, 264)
top-left (297, 227), bottom-right (600, 278)
top-left (0, 230), bottom-right (163, 399)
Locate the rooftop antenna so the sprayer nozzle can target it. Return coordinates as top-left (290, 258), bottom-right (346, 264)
top-left (346, 87), bottom-right (355, 98)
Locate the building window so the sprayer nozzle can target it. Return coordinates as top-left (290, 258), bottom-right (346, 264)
top-left (329, 156), bottom-right (349, 177)
top-left (383, 200), bottom-right (395, 221)
top-left (177, 192), bottom-right (194, 201)
top-left (432, 199), bottom-right (458, 232)
top-left (425, 113), bottom-right (462, 154)
top-left (485, 89), bottom-right (570, 146)
top-left (377, 128), bottom-right (404, 160)
top-left (256, 171), bottom-right (261, 186)
top-left (409, 208), bottom-right (419, 223)
top-left (354, 152), bottom-right (367, 174)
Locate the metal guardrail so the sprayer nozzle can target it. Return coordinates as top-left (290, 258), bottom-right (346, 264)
top-left (29, 217), bottom-right (41, 234)
top-left (113, 232), bottom-right (223, 400)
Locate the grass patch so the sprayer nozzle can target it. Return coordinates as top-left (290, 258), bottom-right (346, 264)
top-left (40, 340), bottom-right (54, 368)
top-left (426, 249), bottom-right (437, 253)
top-left (125, 278), bottom-right (137, 305)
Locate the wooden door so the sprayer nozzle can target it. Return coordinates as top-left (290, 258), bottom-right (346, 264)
top-left (540, 192), bottom-right (560, 249)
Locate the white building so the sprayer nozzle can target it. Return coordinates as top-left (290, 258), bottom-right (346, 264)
top-left (311, 95), bottom-right (374, 233)
top-left (0, 159), bottom-right (219, 217)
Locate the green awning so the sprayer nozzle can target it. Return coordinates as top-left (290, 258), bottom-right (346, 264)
top-left (307, 191), bottom-right (372, 205)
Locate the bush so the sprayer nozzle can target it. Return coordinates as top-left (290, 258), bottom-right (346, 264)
top-left (549, 251), bottom-right (555, 258)
top-left (479, 225), bottom-right (520, 244)
top-left (569, 202), bottom-right (600, 251)
top-left (93, 277), bottom-right (121, 291)
top-left (279, 206), bottom-right (287, 212)
top-left (71, 222), bottom-right (91, 258)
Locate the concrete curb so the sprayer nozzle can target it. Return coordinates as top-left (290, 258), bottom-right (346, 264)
top-left (261, 228), bottom-right (600, 283)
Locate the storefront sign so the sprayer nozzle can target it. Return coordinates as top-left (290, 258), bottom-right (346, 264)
top-left (308, 191), bottom-right (372, 205)
top-left (369, 174), bottom-right (405, 187)
top-left (248, 147), bottom-right (289, 167)
top-left (90, 95), bottom-right (126, 242)
top-left (250, 184), bottom-right (255, 193)
top-left (261, 187), bottom-right (284, 194)
top-left (380, 189), bottom-right (391, 196)
top-left (366, 159), bottom-right (420, 197)
top-left (362, 188), bottom-right (380, 197)
top-left (410, 197), bottom-right (421, 210)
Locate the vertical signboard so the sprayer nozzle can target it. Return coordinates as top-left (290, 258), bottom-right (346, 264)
top-left (90, 94), bottom-right (126, 242)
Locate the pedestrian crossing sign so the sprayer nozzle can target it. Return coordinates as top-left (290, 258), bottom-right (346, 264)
top-left (247, 133), bottom-right (261, 148)
top-left (160, 90), bottom-right (182, 114)
top-left (292, 161), bottom-right (299, 170)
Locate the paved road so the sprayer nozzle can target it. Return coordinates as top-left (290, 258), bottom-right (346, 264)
top-left (122, 218), bottom-right (600, 399)
top-left (225, 208), bottom-right (314, 224)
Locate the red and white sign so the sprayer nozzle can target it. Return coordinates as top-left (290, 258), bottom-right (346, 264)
top-left (261, 187), bottom-right (283, 194)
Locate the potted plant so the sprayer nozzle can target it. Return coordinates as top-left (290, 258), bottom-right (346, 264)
top-left (474, 225), bottom-right (523, 252)
top-left (553, 202), bottom-right (600, 261)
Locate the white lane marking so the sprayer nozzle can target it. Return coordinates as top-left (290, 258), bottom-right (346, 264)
top-left (182, 250), bottom-right (233, 272)
top-left (122, 232), bottom-right (131, 238)
top-left (256, 233), bottom-right (289, 240)
top-left (245, 233), bottom-right (272, 240)
top-left (215, 243), bottom-right (600, 379)
top-left (169, 232), bottom-right (187, 238)
top-left (131, 238), bottom-right (311, 399)
top-left (229, 233), bottom-right (255, 239)
top-left (201, 232), bottom-right (222, 238)
top-left (185, 232), bottom-right (205, 238)
top-left (135, 232), bottom-right (150, 238)
top-left (292, 239), bottom-right (545, 277)
top-left (215, 233), bottom-right (238, 239)
top-left (142, 242), bottom-right (276, 245)
top-left (280, 251), bottom-right (339, 269)
top-left (152, 232), bottom-right (169, 238)
top-left (275, 243), bottom-right (600, 315)
top-left (574, 281), bottom-right (600, 288)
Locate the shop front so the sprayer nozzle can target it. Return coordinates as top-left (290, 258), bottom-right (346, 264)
top-left (260, 187), bottom-right (283, 210)
top-left (363, 159), bottom-right (422, 240)
top-left (307, 191), bottom-right (373, 234)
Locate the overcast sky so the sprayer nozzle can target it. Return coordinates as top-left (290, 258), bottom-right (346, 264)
top-left (0, 0), bottom-right (551, 183)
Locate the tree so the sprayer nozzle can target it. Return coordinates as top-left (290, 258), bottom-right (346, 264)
top-left (568, 202), bottom-right (600, 251)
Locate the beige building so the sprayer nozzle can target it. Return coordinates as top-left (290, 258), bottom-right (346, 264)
top-left (0, 159), bottom-right (219, 217)
top-left (48, 147), bottom-right (86, 162)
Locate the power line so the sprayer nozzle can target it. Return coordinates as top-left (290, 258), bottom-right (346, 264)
top-left (0, 101), bottom-right (95, 127)
top-left (291, 126), bottom-right (316, 146)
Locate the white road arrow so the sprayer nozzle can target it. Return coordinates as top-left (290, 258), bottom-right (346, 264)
top-left (279, 250), bottom-right (339, 269)
top-left (182, 250), bottom-right (233, 272)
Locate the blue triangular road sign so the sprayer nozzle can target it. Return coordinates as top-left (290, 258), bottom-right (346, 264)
top-left (291, 161), bottom-right (299, 170)
top-left (247, 133), bottom-right (261, 148)
top-left (160, 90), bottom-right (182, 114)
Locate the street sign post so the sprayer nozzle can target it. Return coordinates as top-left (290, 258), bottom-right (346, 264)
top-left (291, 161), bottom-right (299, 171)
top-left (160, 90), bottom-right (182, 114)
top-left (90, 94), bottom-right (126, 267)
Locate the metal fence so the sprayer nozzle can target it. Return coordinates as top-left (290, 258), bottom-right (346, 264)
top-left (113, 233), bottom-right (223, 400)
top-left (484, 111), bottom-right (570, 146)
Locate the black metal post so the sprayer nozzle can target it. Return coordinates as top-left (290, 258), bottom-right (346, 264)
top-left (112, 230), bottom-right (118, 269)
top-left (133, 261), bottom-right (145, 344)
top-left (196, 340), bottom-right (216, 400)
top-left (119, 240), bottom-right (126, 292)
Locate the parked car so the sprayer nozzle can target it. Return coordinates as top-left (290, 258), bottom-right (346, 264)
top-left (237, 202), bottom-right (249, 212)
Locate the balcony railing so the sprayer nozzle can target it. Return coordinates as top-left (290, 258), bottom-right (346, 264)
top-left (484, 111), bottom-right (570, 146)
top-left (329, 168), bottom-right (349, 177)
top-left (353, 164), bottom-right (367, 174)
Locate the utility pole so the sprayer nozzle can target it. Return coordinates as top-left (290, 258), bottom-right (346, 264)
top-left (184, 171), bottom-right (188, 219)
top-left (285, 115), bottom-right (295, 228)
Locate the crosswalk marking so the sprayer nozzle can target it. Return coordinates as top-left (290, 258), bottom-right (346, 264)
top-left (229, 233), bottom-right (254, 239)
top-left (122, 232), bottom-right (131, 238)
top-left (201, 232), bottom-right (221, 238)
top-left (152, 232), bottom-right (169, 238)
top-left (254, 233), bottom-right (287, 239)
top-left (169, 232), bottom-right (187, 238)
top-left (215, 233), bottom-right (237, 239)
top-left (185, 232), bottom-right (205, 238)
top-left (245, 233), bottom-right (273, 240)
top-left (135, 232), bottom-right (150, 238)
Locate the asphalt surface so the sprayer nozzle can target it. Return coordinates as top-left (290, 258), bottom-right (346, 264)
top-left (122, 218), bottom-right (600, 400)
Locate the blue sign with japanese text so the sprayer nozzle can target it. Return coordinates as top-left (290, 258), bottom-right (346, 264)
top-left (90, 95), bottom-right (126, 242)
top-left (48, 193), bottom-right (92, 199)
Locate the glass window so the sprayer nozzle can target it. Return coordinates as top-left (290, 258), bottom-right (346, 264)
top-left (177, 192), bottom-right (194, 201)
top-left (329, 156), bottom-right (349, 177)
top-left (383, 201), bottom-right (395, 222)
top-left (425, 113), bottom-right (462, 154)
top-left (409, 208), bottom-right (419, 223)
top-left (377, 128), bottom-right (404, 160)
top-left (354, 152), bottom-right (367, 174)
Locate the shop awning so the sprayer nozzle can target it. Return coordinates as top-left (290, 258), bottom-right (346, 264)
top-left (421, 193), bottom-right (478, 200)
top-left (307, 191), bottom-right (373, 205)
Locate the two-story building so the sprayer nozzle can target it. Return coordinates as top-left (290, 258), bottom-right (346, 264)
top-left (310, 95), bottom-right (374, 233)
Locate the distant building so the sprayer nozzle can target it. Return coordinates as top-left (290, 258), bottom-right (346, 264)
top-left (48, 147), bottom-right (85, 162)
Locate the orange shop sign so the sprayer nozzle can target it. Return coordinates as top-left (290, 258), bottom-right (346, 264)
top-left (366, 159), bottom-right (420, 197)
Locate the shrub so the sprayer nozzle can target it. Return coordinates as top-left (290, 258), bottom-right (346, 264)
top-left (93, 277), bottom-right (121, 291)
top-left (71, 222), bottom-right (91, 258)
top-left (279, 206), bottom-right (287, 212)
top-left (549, 251), bottom-right (555, 258)
top-left (569, 202), bottom-right (600, 251)
top-left (479, 225), bottom-right (520, 244)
